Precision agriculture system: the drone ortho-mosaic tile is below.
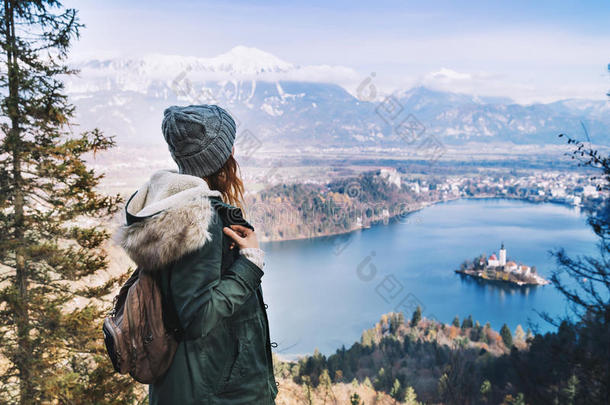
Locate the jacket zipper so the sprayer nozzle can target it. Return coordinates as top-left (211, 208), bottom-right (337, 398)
top-left (255, 287), bottom-right (276, 392)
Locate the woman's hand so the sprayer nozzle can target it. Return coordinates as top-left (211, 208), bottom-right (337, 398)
top-left (223, 224), bottom-right (259, 250)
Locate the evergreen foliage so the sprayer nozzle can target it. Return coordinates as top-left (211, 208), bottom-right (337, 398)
top-left (500, 324), bottom-right (513, 348)
top-left (410, 306), bottom-right (422, 327)
top-left (0, 1), bottom-right (133, 403)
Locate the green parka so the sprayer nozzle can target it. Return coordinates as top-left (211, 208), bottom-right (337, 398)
top-left (115, 170), bottom-right (278, 404)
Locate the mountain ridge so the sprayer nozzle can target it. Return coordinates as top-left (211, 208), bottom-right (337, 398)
top-left (65, 47), bottom-right (610, 148)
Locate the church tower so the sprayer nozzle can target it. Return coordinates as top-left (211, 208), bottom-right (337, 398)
top-left (499, 242), bottom-right (507, 266)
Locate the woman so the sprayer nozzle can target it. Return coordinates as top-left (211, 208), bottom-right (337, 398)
top-left (115, 105), bottom-right (278, 404)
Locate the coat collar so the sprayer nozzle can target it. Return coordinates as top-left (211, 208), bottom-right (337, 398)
top-left (114, 169), bottom-right (222, 270)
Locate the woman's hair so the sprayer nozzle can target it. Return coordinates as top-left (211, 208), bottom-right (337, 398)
top-left (203, 154), bottom-right (245, 208)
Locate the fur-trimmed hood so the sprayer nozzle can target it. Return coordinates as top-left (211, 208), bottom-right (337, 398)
top-left (114, 169), bottom-right (222, 270)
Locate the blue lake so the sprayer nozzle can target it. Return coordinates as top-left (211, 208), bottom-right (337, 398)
top-left (260, 198), bottom-right (598, 358)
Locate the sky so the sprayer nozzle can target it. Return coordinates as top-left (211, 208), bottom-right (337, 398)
top-left (63, 0), bottom-right (610, 103)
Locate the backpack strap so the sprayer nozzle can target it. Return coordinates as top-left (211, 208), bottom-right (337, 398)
top-left (209, 196), bottom-right (254, 231)
top-left (155, 268), bottom-right (185, 342)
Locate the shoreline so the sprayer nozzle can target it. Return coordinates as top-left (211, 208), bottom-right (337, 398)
top-left (455, 269), bottom-right (550, 287)
top-left (258, 198), bottom-right (445, 243)
top-left (259, 195), bottom-right (582, 244)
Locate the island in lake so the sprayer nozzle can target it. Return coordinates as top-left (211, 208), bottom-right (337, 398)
top-left (455, 243), bottom-right (550, 286)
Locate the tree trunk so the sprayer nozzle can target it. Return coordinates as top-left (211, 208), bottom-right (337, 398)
top-left (4, 1), bottom-right (33, 403)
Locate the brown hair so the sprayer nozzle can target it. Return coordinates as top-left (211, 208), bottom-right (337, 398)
top-left (203, 154), bottom-right (245, 208)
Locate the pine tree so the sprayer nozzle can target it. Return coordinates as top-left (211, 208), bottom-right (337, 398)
top-left (318, 368), bottom-right (336, 403)
top-left (0, 1), bottom-right (134, 403)
top-left (452, 316), bottom-right (460, 327)
top-left (390, 378), bottom-right (401, 401)
top-left (500, 324), bottom-right (513, 348)
top-left (562, 374), bottom-right (578, 405)
top-left (514, 324), bottom-right (525, 343)
top-left (390, 311), bottom-right (404, 333)
top-left (410, 305), bottom-right (422, 327)
top-left (461, 314), bottom-right (473, 329)
top-left (373, 367), bottom-right (387, 391)
top-left (362, 328), bottom-right (376, 347)
top-left (480, 380), bottom-right (491, 403)
top-left (482, 322), bottom-right (491, 344)
top-left (404, 386), bottom-right (419, 405)
top-left (544, 133), bottom-right (610, 402)
top-left (302, 376), bottom-right (314, 405)
top-left (470, 321), bottom-right (483, 342)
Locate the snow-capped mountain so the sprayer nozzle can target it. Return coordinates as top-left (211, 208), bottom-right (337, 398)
top-left (66, 46), bottom-right (610, 149)
top-left (67, 46), bottom-right (357, 94)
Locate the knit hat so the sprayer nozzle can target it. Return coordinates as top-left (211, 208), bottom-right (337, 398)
top-left (161, 105), bottom-right (236, 177)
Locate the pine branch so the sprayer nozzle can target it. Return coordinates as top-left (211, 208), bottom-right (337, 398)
top-left (0, 1), bottom-right (135, 401)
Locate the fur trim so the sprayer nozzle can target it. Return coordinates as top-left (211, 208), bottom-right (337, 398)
top-left (114, 169), bottom-right (222, 270)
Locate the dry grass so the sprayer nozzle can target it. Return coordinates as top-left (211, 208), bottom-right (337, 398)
top-left (275, 377), bottom-right (398, 405)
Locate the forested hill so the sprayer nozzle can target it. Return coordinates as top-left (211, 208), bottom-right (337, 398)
top-left (275, 310), bottom-right (527, 404)
top-left (246, 168), bottom-right (601, 242)
top-left (274, 309), bottom-right (598, 405)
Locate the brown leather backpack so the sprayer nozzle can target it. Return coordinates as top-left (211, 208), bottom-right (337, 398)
top-left (102, 267), bottom-right (183, 384)
top-left (103, 197), bottom-right (247, 384)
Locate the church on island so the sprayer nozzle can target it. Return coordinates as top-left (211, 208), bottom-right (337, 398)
top-left (456, 243), bottom-right (549, 286)
top-left (480, 243), bottom-right (533, 276)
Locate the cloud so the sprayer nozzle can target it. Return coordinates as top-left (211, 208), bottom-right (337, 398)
top-left (68, 46), bottom-right (362, 95)
top-left (426, 68), bottom-right (474, 82)
top-left (418, 68), bottom-right (521, 100)
top-left (413, 65), bottom-right (608, 104)
top-left (68, 44), bottom-right (609, 105)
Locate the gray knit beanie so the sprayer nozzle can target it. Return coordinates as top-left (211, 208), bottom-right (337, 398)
top-left (161, 104), bottom-right (236, 177)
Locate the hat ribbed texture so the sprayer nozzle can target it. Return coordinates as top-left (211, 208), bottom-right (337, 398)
top-left (161, 105), bottom-right (236, 177)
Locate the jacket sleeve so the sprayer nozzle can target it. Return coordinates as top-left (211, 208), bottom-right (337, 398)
top-left (168, 220), bottom-right (264, 340)
top-left (239, 247), bottom-right (265, 269)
